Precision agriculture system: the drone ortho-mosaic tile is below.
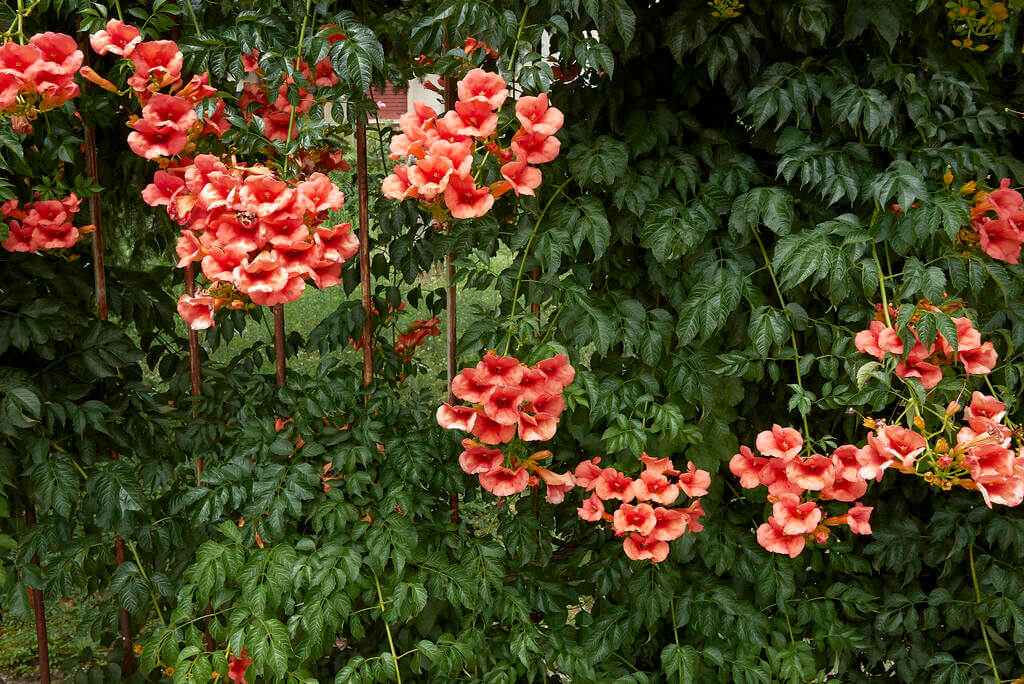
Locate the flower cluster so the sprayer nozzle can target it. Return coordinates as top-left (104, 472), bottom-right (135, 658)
top-left (966, 177), bottom-right (1024, 264)
top-left (574, 453), bottom-right (710, 563)
top-left (883, 392), bottom-right (1024, 508)
top-left (238, 32), bottom-right (343, 142)
top-left (463, 37), bottom-right (498, 58)
top-left (85, 20), bottom-right (228, 158)
top-left (382, 68), bottom-right (564, 219)
top-left (395, 317), bottom-right (441, 362)
top-left (0, 32), bottom-right (82, 122)
top-left (946, 0), bottom-right (1012, 51)
top-left (855, 303), bottom-right (996, 389)
top-left (1, 193), bottom-right (81, 252)
top-left (731, 425), bottom-right (875, 557)
top-left (437, 352), bottom-right (575, 498)
top-left (228, 647), bottom-right (252, 683)
top-left (350, 303), bottom-right (440, 369)
top-left (949, 393), bottom-right (1024, 507)
top-left (141, 156), bottom-right (356, 328)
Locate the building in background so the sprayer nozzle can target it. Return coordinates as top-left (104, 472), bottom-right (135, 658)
top-left (371, 79), bottom-right (442, 122)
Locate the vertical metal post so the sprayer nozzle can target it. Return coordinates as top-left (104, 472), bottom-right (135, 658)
top-left (274, 304), bottom-right (287, 387)
top-left (84, 120), bottom-right (135, 675)
top-left (25, 503), bottom-right (50, 684)
top-left (183, 264), bottom-right (203, 486)
top-left (356, 120), bottom-right (373, 388)
top-left (443, 73), bottom-right (460, 524)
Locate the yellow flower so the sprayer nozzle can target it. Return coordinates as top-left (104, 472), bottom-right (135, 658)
top-left (164, 666), bottom-right (175, 676)
top-left (134, 644), bottom-right (144, 655)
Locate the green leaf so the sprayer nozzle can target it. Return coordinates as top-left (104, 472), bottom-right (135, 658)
top-left (662, 643), bottom-right (699, 682)
top-left (575, 196), bottom-right (612, 258)
top-left (567, 136), bottom-right (629, 185)
top-left (640, 199), bottom-right (716, 262)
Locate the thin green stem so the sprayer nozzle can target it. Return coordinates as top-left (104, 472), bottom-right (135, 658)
top-left (502, 179), bottom-right (571, 355)
top-left (670, 600), bottom-right (682, 684)
top-left (753, 229), bottom-right (811, 442)
top-left (282, 0), bottom-right (313, 174)
top-left (184, 0), bottom-right (200, 35)
top-left (504, 6), bottom-right (529, 74)
top-left (16, 0), bottom-right (23, 42)
top-left (871, 244), bottom-right (893, 328)
top-left (127, 540), bottom-right (166, 626)
top-left (113, 0), bottom-right (123, 21)
top-left (536, 303), bottom-right (565, 347)
top-left (984, 376), bottom-right (1016, 430)
top-left (783, 611), bottom-right (795, 645)
top-left (612, 651), bottom-right (640, 673)
top-left (372, 571), bottom-right (402, 684)
top-left (969, 544), bottom-right (1000, 683)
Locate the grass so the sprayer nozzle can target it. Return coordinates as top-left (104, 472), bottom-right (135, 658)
top-left (0, 594), bottom-right (102, 682)
top-left (203, 247), bottom-right (512, 393)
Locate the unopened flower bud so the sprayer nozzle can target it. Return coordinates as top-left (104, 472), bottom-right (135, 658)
top-left (863, 417), bottom-right (877, 430)
top-left (945, 401), bottom-right (961, 416)
top-left (937, 454), bottom-right (953, 468)
top-left (913, 414), bottom-right (926, 431)
top-left (11, 115), bottom-right (32, 135)
top-left (935, 438), bottom-right (949, 454)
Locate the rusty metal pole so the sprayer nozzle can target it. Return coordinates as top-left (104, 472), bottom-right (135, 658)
top-left (183, 264), bottom-right (203, 486)
top-left (24, 503), bottom-right (51, 684)
top-left (442, 77), bottom-right (454, 403)
top-left (83, 120), bottom-right (135, 676)
top-left (356, 120), bottom-right (373, 388)
top-left (442, 73), bottom-right (460, 524)
top-left (183, 266), bottom-right (202, 397)
top-left (274, 304), bottom-right (287, 387)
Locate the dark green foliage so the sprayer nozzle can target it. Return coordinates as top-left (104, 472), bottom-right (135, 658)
top-left (2, 0), bottom-right (1024, 682)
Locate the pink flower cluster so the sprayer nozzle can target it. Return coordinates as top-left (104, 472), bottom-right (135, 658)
top-left (86, 20), bottom-right (229, 159)
top-left (142, 156), bottom-right (357, 328)
top-left (855, 306), bottom-right (996, 389)
top-left (0, 33), bottom-right (82, 117)
top-left (437, 352), bottom-right (576, 498)
top-left (1, 194), bottom-right (81, 252)
top-left (949, 392), bottom-right (1024, 508)
top-left (574, 453), bottom-right (710, 563)
top-left (730, 425), bottom-right (874, 557)
top-left (382, 68), bottom-right (564, 219)
top-left (969, 178), bottom-right (1024, 264)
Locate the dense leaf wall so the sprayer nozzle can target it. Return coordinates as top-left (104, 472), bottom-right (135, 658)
top-left (2, 0), bottom-right (1024, 682)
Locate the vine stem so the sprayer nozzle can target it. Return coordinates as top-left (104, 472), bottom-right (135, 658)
top-left (282, 0), bottom-right (313, 175)
top-left (504, 5), bottom-right (529, 74)
top-left (871, 244), bottom-right (893, 328)
top-left (372, 571), bottom-right (402, 684)
top-left (184, 0), bottom-right (200, 35)
top-left (969, 544), bottom-right (1000, 682)
top-left (127, 540), bottom-right (166, 626)
top-left (501, 179), bottom-right (571, 356)
top-left (752, 229), bottom-right (812, 442)
top-left (670, 600), bottom-right (683, 684)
